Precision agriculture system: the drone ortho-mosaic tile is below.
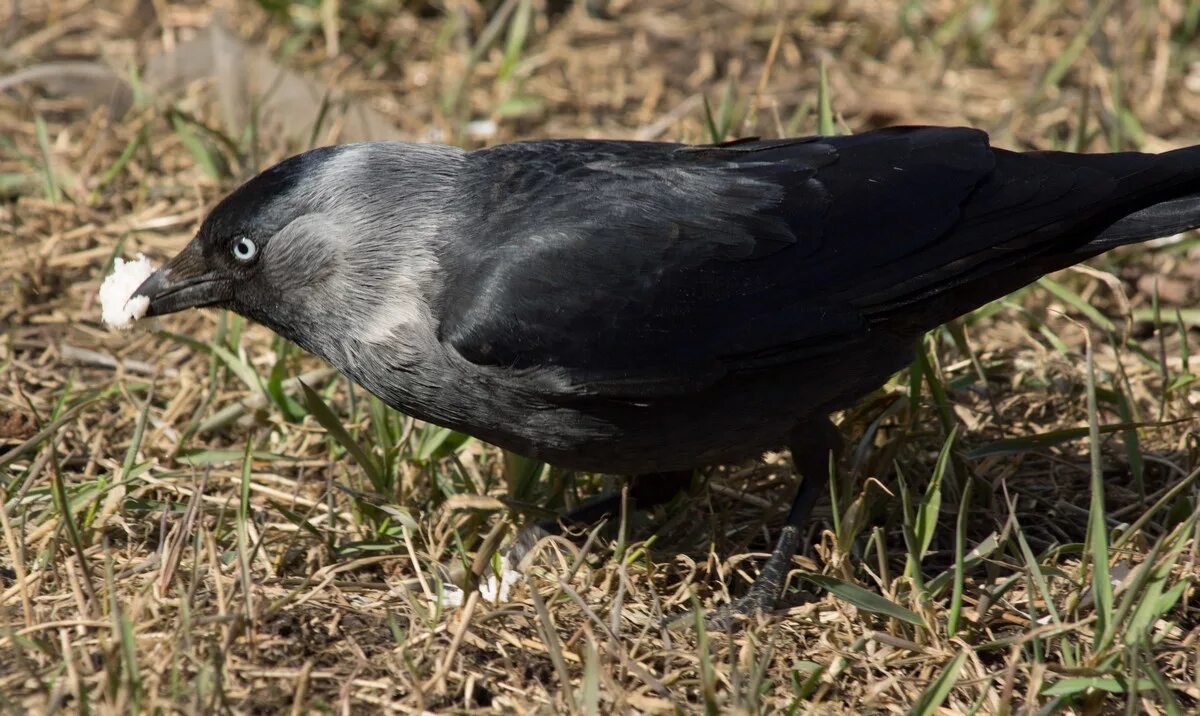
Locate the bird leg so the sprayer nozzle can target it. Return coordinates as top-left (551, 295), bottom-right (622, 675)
top-left (704, 416), bottom-right (842, 629)
top-left (505, 470), bottom-right (694, 571)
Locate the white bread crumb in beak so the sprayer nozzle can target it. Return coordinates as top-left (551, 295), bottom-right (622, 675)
top-left (100, 254), bottom-right (156, 329)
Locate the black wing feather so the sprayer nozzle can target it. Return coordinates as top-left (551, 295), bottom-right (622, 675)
top-left (434, 127), bottom-right (1195, 399)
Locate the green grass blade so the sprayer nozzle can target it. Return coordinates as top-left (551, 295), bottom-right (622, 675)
top-left (497, 0), bottom-right (533, 83)
top-left (1084, 339), bottom-right (1113, 647)
top-left (947, 479), bottom-right (972, 636)
top-left (914, 335), bottom-right (956, 436)
top-left (965, 419), bottom-right (1183, 459)
top-left (927, 531), bottom-right (1000, 594)
top-left (91, 125), bottom-right (145, 200)
top-left (1015, 521), bottom-right (1060, 626)
top-left (414, 425), bottom-right (472, 463)
top-left (266, 357), bottom-right (306, 421)
top-left (236, 442), bottom-right (256, 626)
top-left (715, 80), bottom-right (736, 141)
top-left (169, 112), bottom-right (226, 180)
top-left (1036, 276), bottom-right (1116, 333)
top-left (1112, 510), bottom-right (1199, 650)
top-left (1138, 637), bottom-right (1184, 716)
top-left (817, 60), bottom-right (835, 136)
top-left (121, 389), bottom-right (152, 479)
top-left (1070, 86), bottom-right (1092, 153)
top-left (690, 595), bottom-right (719, 715)
top-left (33, 116), bottom-right (63, 202)
top-left (1042, 676), bottom-right (1155, 697)
top-left (106, 551), bottom-right (142, 710)
top-left (916, 426), bottom-right (957, 561)
top-left (908, 650), bottom-right (967, 716)
top-left (50, 439), bottom-right (96, 571)
top-left (269, 499), bottom-right (332, 549)
top-left (300, 381), bottom-right (385, 491)
top-left (701, 95), bottom-right (721, 144)
top-left (800, 572), bottom-right (924, 626)
top-left (1036, 0), bottom-right (1113, 95)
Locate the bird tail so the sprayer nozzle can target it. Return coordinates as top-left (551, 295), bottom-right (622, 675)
top-left (1087, 192), bottom-right (1200, 249)
top-left (1071, 142), bottom-right (1200, 251)
top-left (879, 143), bottom-right (1200, 332)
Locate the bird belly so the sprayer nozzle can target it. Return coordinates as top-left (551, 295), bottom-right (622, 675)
top-left (343, 335), bottom-right (912, 475)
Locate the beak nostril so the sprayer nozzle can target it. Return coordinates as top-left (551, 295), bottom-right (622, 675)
top-left (131, 269), bottom-right (165, 301)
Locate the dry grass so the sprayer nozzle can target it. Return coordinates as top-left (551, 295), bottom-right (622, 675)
top-left (4, 0), bottom-right (1200, 712)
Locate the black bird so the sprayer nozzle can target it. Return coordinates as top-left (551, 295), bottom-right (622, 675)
top-left (133, 126), bottom-right (1200, 623)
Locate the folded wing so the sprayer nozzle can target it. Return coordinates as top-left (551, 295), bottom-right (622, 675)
top-left (435, 127), bottom-right (1197, 400)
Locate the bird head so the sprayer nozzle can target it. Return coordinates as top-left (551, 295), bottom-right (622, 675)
top-left (132, 142), bottom-right (458, 356)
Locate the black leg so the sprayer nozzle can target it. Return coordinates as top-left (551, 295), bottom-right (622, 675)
top-left (705, 416), bottom-right (842, 629)
top-left (505, 470), bottom-right (693, 570)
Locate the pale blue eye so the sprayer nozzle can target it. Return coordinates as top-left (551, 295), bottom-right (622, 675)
top-left (232, 236), bottom-right (257, 262)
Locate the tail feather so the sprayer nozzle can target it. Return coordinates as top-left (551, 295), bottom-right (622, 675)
top-left (882, 144), bottom-right (1200, 331)
top-left (1090, 193), bottom-right (1200, 248)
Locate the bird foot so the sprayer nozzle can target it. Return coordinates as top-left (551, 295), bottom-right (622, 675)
top-left (665, 578), bottom-right (784, 632)
top-left (707, 583), bottom-right (781, 630)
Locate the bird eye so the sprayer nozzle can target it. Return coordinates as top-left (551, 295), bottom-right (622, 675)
top-left (231, 236), bottom-right (257, 262)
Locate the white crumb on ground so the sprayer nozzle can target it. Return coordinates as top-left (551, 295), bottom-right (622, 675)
top-left (100, 254), bottom-right (156, 329)
top-left (433, 584), bottom-right (466, 609)
top-left (428, 565), bottom-right (524, 609)
top-left (479, 565), bottom-right (523, 603)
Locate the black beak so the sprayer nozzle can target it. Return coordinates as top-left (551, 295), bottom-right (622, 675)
top-left (133, 239), bottom-right (234, 317)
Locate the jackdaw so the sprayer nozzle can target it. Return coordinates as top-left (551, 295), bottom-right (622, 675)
top-left (132, 126), bottom-right (1200, 623)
